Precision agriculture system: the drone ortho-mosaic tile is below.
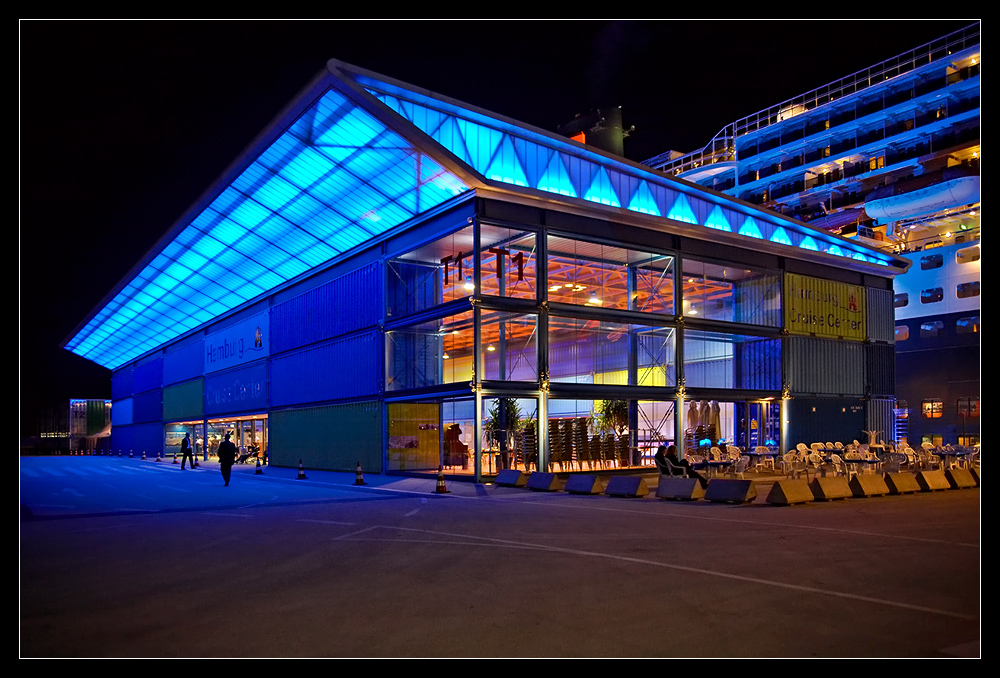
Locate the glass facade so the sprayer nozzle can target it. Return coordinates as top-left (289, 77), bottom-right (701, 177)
top-left (384, 220), bottom-right (788, 478)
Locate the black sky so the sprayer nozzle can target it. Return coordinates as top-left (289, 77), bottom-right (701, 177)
top-left (19, 19), bottom-right (975, 434)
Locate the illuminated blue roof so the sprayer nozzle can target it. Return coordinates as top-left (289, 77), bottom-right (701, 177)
top-left (66, 60), bottom-right (906, 370)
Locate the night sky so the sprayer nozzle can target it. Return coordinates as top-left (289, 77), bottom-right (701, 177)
top-left (19, 20), bottom-right (975, 435)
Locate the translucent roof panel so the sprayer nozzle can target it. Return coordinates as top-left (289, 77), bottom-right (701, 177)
top-left (66, 87), bottom-right (470, 369)
top-left (367, 84), bottom-right (901, 271)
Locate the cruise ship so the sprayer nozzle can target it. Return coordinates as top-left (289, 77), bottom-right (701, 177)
top-left (644, 23), bottom-right (980, 448)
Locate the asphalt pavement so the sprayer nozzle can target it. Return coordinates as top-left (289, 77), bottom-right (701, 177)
top-left (20, 455), bottom-right (981, 658)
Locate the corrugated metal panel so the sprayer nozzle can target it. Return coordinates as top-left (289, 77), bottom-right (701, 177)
top-left (271, 331), bottom-right (381, 407)
top-left (132, 389), bottom-right (162, 423)
top-left (271, 262), bottom-right (382, 354)
top-left (786, 397), bottom-right (866, 448)
top-left (110, 424), bottom-right (133, 455)
top-left (111, 422), bottom-right (162, 457)
top-left (112, 397), bottom-right (133, 426)
top-left (270, 401), bottom-right (382, 472)
top-left (133, 359), bottom-right (163, 393)
top-left (163, 379), bottom-right (204, 421)
top-left (867, 398), bottom-right (897, 444)
top-left (866, 286), bottom-right (895, 343)
top-left (112, 367), bottom-right (133, 400)
top-left (737, 338), bottom-right (782, 390)
top-left (132, 422), bottom-right (164, 458)
top-left (784, 273), bottom-right (866, 341)
top-left (163, 340), bottom-right (204, 385)
top-left (786, 336), bottom-right (865, 396)
top-left (204, 361), bottom-right (268, 416)
top-left (865, 343), bottom-right (895, 398)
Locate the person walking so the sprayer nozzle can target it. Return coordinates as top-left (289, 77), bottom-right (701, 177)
top-left (180, 432), bottom-right (195, 470)
top-left (217, 432), bottom-right (237, 486)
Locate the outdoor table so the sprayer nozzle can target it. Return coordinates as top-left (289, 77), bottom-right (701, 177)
top-left (743, 451), bottom-right (777, 472)
top-left (706, 460), bottom-right (732, 477)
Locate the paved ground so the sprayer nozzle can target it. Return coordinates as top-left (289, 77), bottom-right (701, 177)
top-left (20, 456), bottom-right (980, 657)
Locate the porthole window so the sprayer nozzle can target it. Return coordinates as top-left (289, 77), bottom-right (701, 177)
top-left (956, 245), bottom-right (980, 264)
top-left (956, 316), bottom-right (979, 334)
top-left (895, 325), bottom-right (910, 341)
top-left (957, 281), bottom-right (980, 298)
top-left (894, 292), bottom-right (909, 308)
top-left (920, 321), bottom-right (943, 338)
top-left (920, 287), bottom-right (943, 304)
top-left (920, 254), bottom-right (943, 270)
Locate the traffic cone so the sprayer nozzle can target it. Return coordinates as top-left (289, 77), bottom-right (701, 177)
top-left (435, 465), bottom-right (450, 494)
top-left (354, 461), bottom-right (366, 485)
top-left (255, 457), bottom-right (263, 475)
top-left (297, 459), bottom-right (308, 480)
top-left (155, 451), bottom-right (162, 462)
top-left (129, 450), bottom-right (133, 458)
top-left (173, 451), bottom-right (178, 464)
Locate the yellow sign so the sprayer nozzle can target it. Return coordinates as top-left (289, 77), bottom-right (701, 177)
top-left (784, 273), bottom-right (866, 341)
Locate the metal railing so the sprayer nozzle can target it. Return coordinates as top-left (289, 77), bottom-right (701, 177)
top-left (645, 23), bottom-right (980, 176)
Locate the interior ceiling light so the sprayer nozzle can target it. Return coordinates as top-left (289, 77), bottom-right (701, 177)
top-left (464, 276), bottom-right (475, 291)
top-left (486, 344), bottom-right (496, 352)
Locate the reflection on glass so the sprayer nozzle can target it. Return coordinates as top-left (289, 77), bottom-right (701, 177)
top-left (546, 235), bottom-right (674, 314)
top-left (682, 260), bottom-right (780, 326)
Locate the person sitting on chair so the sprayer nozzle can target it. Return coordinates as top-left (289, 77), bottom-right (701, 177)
top-left (654, 444), bottom-right (708, 489)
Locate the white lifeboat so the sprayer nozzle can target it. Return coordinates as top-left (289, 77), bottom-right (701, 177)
top-left (865, 176), bottom-right (980, 221)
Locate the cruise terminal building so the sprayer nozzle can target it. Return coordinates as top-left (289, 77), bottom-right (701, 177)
top-left (64, 60), bottom-right (910, 481)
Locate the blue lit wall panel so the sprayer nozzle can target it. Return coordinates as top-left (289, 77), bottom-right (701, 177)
top-left (133, 359), bottom-right (163, 393)
top-left (129, 423), bottom-right (164, 458)
top-left (112, 397), bottom-right (133, 426)
top-left (204, 362), bottom-right (268, 416)
top-left (132, 389), bottom-right (163, 424)
top-left (111, 368), bottom-right (133, 401)
top-left (270, 331), bottom-right (381, 407)
top-left (110, 424), bottom-right (133, 456)
top-left (163, 340), bottom-right (204, 385)
top-left (271, 262), bottom-right (382, 354)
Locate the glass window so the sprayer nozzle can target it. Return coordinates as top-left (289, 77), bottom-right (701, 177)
top-left (481, 311), bottom-right (538, 382)
top-left (548, 317), bottom-right (675, 387)
top-left (683, 330), bottom-right (781, 390)
top-left (920, 287), bottom-right (943, 304)
top-left (957, 397), bottom-right (980, 418)
top-left (920, 254), bottom-right (943, 270)
top-left (920, 321), bottom-right (943, 338)
top-left (895, 325), bottom-right (910, 341)
top-left (482, 397), bottom-right (539, 475)
top-left (387, 225), bottom-right (475, 318)
top-left (387, 398), bottom-right (476, 474)
top-left (386, 311), bottom-right (474, 391)
top-left (957, 281), bottom-right (980, 298)
top-left (682, 260), bottom-right (781, 326)
top-left (893, 292), bottom-right (909, 308)
top-left (921, 399), bottom-right (943, 419)
top-left (956, 316), bottom-right (979, 334)
top-left (546, 235), bottom-right (675, 315)
top-left (478, 224), bottom-right (537, 301)
top-left (956, 245), bottom-right (981, 264)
